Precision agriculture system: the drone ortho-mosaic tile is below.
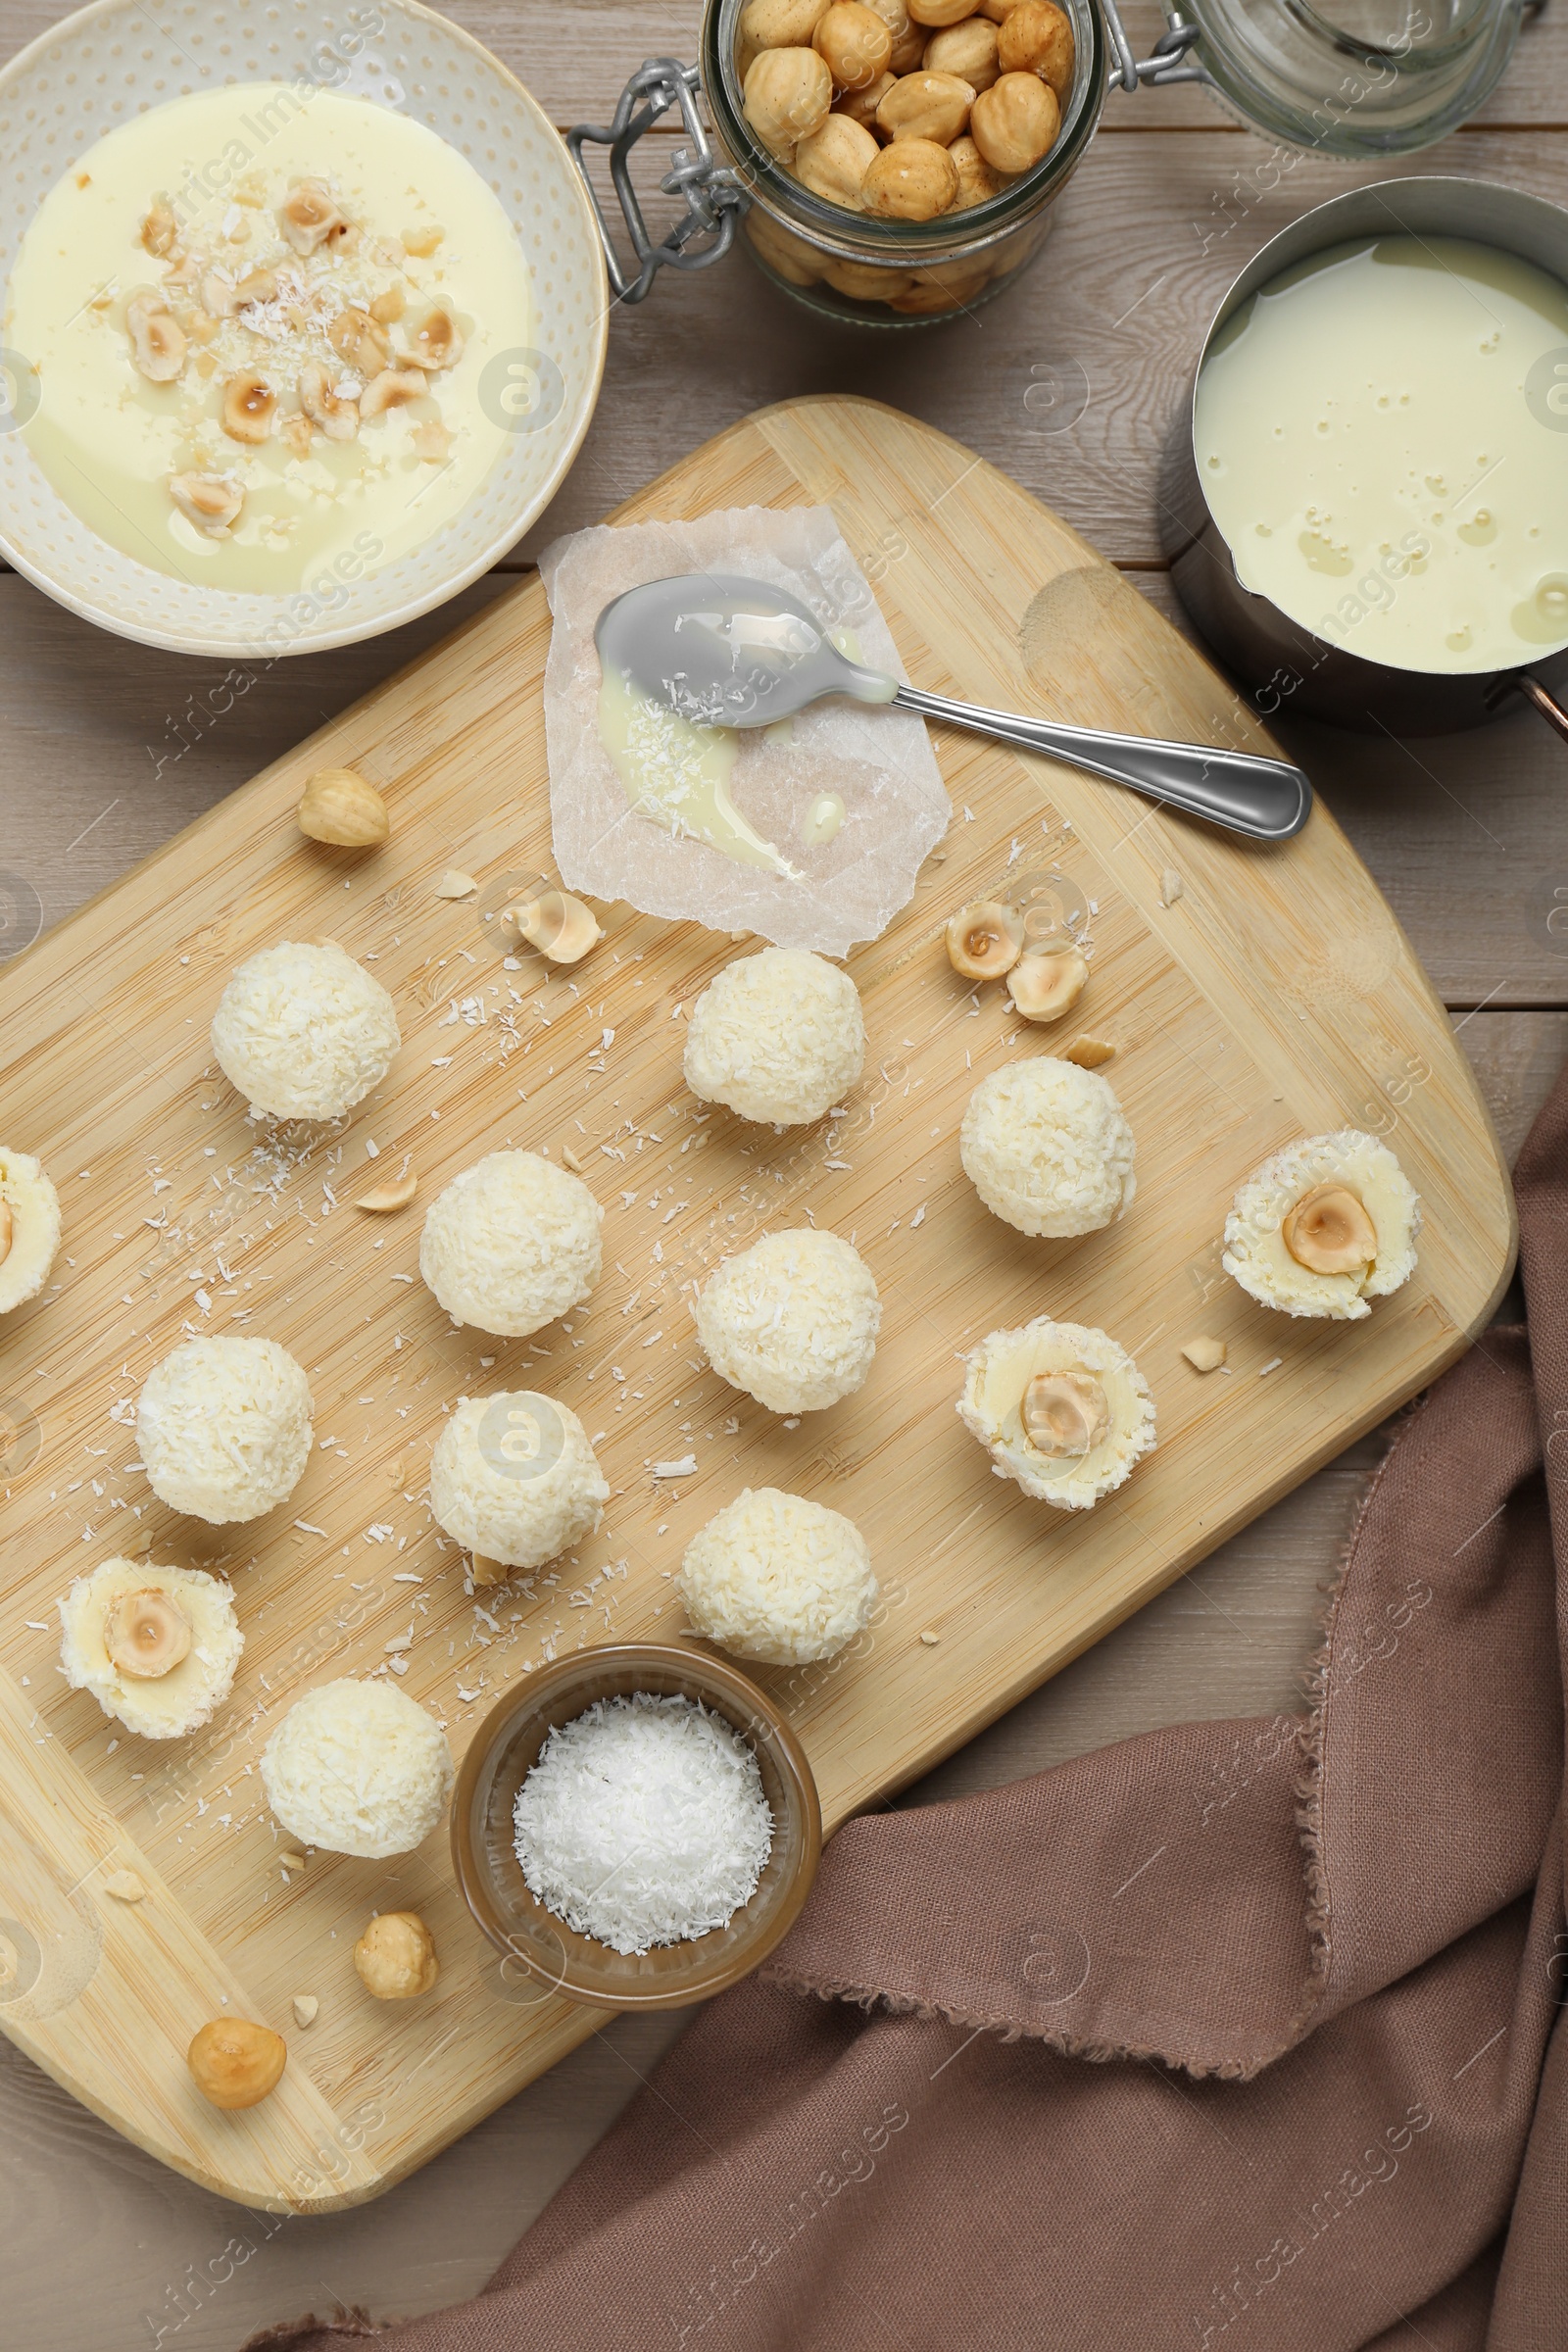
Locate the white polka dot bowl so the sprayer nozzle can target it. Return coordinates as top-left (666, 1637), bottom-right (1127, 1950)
top-left (0, 0), bottom-right (608, 655)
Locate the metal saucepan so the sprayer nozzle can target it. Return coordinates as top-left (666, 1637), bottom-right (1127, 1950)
top-left (1164, 176), bottom-right (1568, 747)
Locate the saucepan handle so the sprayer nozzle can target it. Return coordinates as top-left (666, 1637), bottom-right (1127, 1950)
top-left (567, 61), bottom-right (745, 308)
top-left (1518, 675), bottom-right (1568, 749)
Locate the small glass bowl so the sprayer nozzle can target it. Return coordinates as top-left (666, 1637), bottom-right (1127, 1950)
top-left (450, 1642), bottom-right (822, 2010)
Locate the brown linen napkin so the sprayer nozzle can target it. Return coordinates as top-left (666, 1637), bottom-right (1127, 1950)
top-left (255, 1062), bottom-right (1568, 2352)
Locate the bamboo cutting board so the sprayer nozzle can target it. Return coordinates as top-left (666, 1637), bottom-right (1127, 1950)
top-left (0, 396), bottom-right (1513, 2212)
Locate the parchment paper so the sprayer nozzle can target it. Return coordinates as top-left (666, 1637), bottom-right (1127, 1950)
top-left (537, 506), bottom-right (950, 956)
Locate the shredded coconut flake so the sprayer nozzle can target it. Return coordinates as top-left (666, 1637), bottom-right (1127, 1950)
top-left (513, 1692), bottom-right (772, 1953)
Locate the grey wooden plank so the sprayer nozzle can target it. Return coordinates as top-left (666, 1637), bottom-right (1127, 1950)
top-left (5, 0), bottom-right (1562, 132)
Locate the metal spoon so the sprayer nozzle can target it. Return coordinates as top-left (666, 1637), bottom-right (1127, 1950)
top-left (595, 571), bottom-right (1311, 843)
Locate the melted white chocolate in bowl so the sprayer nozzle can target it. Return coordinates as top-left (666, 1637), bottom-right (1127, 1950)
top-left (1195, 235), bottom-right (1568, 674)
top-left (3, 84), bottom-right (531, 592)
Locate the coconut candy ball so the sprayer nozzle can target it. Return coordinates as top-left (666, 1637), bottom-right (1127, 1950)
top-left (136, 1335), bottom-right (313, 1523)
top-left (1223, 1130), bottom-right (1421, 1321)
top-left (211, 940), bottom-right (400, 1120)
top-left (684, 947), bottom-right (865, 1125)
top-left (429, 1392), bottom-right (609, 1572)
top-left (958, 1317), bottom-right (1155, 1510)
top-left (0, 1146), bottom-right (61, 1314)
top-left (696, 1228), bottom-right (881, 1413)
top-left (960, 1057), bottom-right (1136, 1239)
top-left (679, 1487), bottom-right (878, 1664)
top-left (59, 1557), bottom-right (243, 1739)
top-left (419, 1151), bottom-right (603, 1337)
top-left (262, 1679), bottom-right (454, 1859)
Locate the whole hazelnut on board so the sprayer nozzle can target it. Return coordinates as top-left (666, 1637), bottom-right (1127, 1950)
top-left (970, 70), bottom-right (1059, 172)
top-left (297, 766), bottom-right (391, 848)
top-left (187, 2017), bottom-right (287, 2109)
top-left (354, 1909), bottom-right (439, 1999)
top-left (907, 0), bottom-right (982, 24)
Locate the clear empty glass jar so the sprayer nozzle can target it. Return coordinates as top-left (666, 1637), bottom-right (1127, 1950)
top-left (1166, 0), bottom-right (1523, 156)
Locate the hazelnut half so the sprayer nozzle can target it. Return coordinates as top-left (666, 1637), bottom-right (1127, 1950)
top-left (1006, 946), bottom-right (1087, 1021)
top-left (1021, 1371), bottom-right (1109, 1457)
top-left (279, 177), bottom-right (343, 255)
top-left (187, 2017), bottom-right (286, 2109)
top-left (126, 292), bottom-right (186, 384)
top-left (359, 367), bottom-right (428, 418)
top-left (140, 197), bottom-right (177, 257)
top-left (505, 888), bottom-right (603, 965)
top-left (945, 899), bottom-right (1023, 980)
top-left (328, 305), bottom-right (391, 377)
top-left (222, 369), bottom-right (276, 445)
top-left (354, 1910), bottom-right (439, 1999)
top-left (169, 471), bottom-right (244, 537)
top-left (297, 361), bottom-right (360, 443)
top-left (410, 304), bottom-right (464, 370)
top-left (1282, 1184), bottom-right (1377, 1276)
top-left (104, 1587), bottom-right (192, 1680)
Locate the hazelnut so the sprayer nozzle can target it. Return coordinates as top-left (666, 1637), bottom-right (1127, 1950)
top-left (298, 361), bottom-right (360, 442)
top-left (875, 68), bottom-right (975, 142)
top-left (741, 0), bottom-right (831, 44)
top-left (221, 368), bottom-right (276, 445)
top-left (813, 0), bottom-right (895, 85)
top-left (744, 44), bottom-right (834, 152)
top-left (947, 131), bottom-right (1008, 207)
top-left (505, 887), bottom-right (603, 964)
top-left (907, 0), bottom-right (982, 22)
top-left (187, 2018), bottom-right (286, 2109)
top-left (169, 471), bottom-right (244, 538)
top-left (833, 67), bottom-right (898, 124)
top-left (125, 292), bottom-right (185, 384)
top-left (794, 113), bottom-right (880, 206)
top-left (410, 303), bottom-right (464, 370)
top-left (1006, 946), bottom-right (1087, 1021)
top-left (863, 136), bottom-right (959, 219)
top-left (946, 899), bottom-right (1024, 979)
top-left (369, 283), bottom-right (407, 324)
top-left (140, 197), bottom-right (177, 257)
top-left (925, 16), bottom-right (1001, 86)
top-left (359, 367), bottom-right (429, 418)
top-left (1181, 1337), bottom-right (1227, 1373)
top-left (890, 261), bottom-right (992, 312)
top-left (820, 254), bottom-right (916, 301)
top-left (997, 0), bottom-right (1074, 94)
top-left (279, 177), bottom-right (343, 255)
top-left (1282, 1184), bottom-right (1377, 1277)
top-left (1060, 1034), bottom-right (1116, 1068)
top-left (234, 268), bottom-right (278, 310)
top-left (354, 1910), bottom-right (439, 1999)
top-left (970, 70), bottom-right (1059, 171)
top-left (104, 1587), bottom-right (192, 1679)
top-left (297, 766), bottom-right (390, 847)
top-left (328, 305), bottom-right (392, 376)
top-left (745, 208), bottom-right (824, 284)
top-left (1022, 1371), bottom-right (1110, 1458)
top-left (355, 1170), bottom-right (418, 1213)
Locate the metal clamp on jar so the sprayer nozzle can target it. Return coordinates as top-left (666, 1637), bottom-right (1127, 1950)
top-left (567, 0), bottom-right (1524, 325)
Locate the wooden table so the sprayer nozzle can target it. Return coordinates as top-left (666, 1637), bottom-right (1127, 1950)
top-left (3, 4), bottom-right (1565, 2342)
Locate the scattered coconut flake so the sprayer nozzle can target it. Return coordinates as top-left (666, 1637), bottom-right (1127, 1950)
top-left (1161, 868), bottom-right (1184, 907)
